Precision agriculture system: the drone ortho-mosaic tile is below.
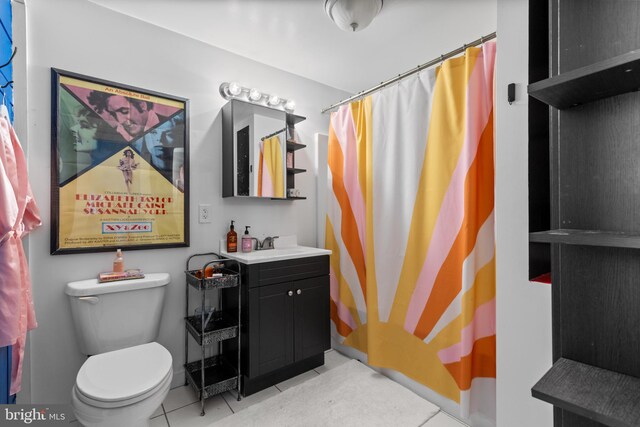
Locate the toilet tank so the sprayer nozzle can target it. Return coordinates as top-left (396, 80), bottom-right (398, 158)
top-left (65, 273), bottom-right (170, 355)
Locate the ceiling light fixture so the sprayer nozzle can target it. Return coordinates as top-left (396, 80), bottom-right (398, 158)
top-left (219, 82), bottom-right (296, 112)
top-left (324, 0), bottom-right (383, 32)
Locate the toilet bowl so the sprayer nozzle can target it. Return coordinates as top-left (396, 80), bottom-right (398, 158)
top-left (71, 342), bottom-right (172, 427)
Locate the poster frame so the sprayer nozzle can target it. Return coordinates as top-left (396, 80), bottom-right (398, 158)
top-left (50, 68), bottom-right (190, 255)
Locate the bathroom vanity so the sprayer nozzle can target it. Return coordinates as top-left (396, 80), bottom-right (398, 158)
top-left (220, 245), bottom-right (331, 395)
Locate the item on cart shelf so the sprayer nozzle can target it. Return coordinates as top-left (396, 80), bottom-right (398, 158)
top-left (195, 263), bottom-right (224, 279)
top-left (194, 306), bottom-right (216, 329)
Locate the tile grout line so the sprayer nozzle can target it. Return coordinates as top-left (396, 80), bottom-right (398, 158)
top-left (221, 392), bottom-right (235, 414)
top-left (164, 401), bottom-right (198, 415)
top-left (160, 404), bottom-right (171, 427)
top-left (418, 409), bottom-right (440, 426)
top-left (161, 390), bottom-right (201, 416)
top-left (439, 410), bottom-right (470, 426)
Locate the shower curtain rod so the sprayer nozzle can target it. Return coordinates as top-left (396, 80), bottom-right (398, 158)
top-left (261, 127), bottom-right (287, 141)
top-left (320, 31), bottom-right (496, 114)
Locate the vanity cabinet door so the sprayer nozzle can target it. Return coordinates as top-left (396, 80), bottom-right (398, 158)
top-left (293, 276), bottom-right (330, 362)
top-left (249, 281), bottom-right (294, 377)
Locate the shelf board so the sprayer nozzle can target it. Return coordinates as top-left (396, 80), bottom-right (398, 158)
top-left (286, 113), bottom-right (306, 126)
top-left (287, 167), bottom-right (306, 174)
top-left (185, 267), bottom-right (239, 290)
top-left (185, 311), bottom-right (238, 346)
top-left (185, 355), bottom-right (238, 399)
top-left (286, 141), bottom-right (306, 151)
top-left (271, 196), bottom-right (306, 200)
top-left (532, 358), bottom-right (640, 426)
top-left (529, 229), bottom-right (640, 249)
top-left (528, 50), bottom-right (640, 109)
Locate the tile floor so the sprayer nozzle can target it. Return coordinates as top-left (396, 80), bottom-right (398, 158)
top-left (71, 350), bottom-right (467, 427)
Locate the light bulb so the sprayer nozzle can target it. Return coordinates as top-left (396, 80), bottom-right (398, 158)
top-left (249, 88), bottom-right (262, 101)
top-left (228, 82), bottom-right (242, 96)
top-left (268, 95), bottom-right (280, 106)
top-left (284, 99), bottom-right (296, 111)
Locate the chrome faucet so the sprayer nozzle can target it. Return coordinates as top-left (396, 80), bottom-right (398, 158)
top-left (256, 236), bottom-right (279, 251)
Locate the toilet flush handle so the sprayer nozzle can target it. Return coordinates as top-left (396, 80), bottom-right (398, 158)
top-left (78, 296), bottom-right (99, 304)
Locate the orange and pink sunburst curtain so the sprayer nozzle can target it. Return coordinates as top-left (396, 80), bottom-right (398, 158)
top-left (326, 41), bottom-right (496, 423)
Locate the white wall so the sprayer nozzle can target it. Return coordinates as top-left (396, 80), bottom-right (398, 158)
top-left (495, 1), bottom-right (553, 426)
top-left (23, 0), bottom-right (349, 405)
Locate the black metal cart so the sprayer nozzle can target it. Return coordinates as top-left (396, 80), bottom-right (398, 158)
top-left (184, 253), bottom-right (241, 416)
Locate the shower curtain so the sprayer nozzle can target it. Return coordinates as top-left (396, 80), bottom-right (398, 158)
top-left (258, 135), bottom-right (284, 198)
top-left (326, 41), bottom-right (496, 423)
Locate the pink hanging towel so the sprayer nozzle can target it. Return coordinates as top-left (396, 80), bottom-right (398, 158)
top-left (0, 106), bottom-right (41, 396)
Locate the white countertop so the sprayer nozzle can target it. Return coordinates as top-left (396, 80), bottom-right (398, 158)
top-left (218, 235), bottom-right (331, 264)
top-left (219, 246), bottom-right (331, 264)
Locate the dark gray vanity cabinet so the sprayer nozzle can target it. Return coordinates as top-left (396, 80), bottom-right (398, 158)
top-left (223, 256), bottom-right (330, 396)
top-left (249, 275), bottom-right (329, 377)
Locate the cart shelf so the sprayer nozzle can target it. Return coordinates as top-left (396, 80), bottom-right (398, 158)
top-left (185, 355), bottom-right (238, 400)
top-left (185, 267), bottom-right (239, 290)
top-left (185, 311), bottom-right (238, 346)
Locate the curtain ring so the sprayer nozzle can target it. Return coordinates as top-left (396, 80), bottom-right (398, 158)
top-left (480, 35), bottom-right (484, 44)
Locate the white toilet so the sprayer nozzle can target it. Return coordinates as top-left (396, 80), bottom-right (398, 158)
top-left (65, 273), bottom-right (173, 427)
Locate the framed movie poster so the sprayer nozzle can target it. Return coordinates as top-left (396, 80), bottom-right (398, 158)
top-left (51, 69), bottom-right (189, 254)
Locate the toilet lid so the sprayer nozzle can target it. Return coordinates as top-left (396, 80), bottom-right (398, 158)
top-left (76, 342), bottom-right (172, 404)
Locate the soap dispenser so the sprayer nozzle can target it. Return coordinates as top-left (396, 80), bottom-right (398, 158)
top-left (242, 226), bottom-right (253, 253)
top-left (227, 220), bottom-right (237, 253)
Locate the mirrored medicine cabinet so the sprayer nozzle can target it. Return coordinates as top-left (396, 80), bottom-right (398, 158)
top-left (222, 99), bottom-right (306, 199)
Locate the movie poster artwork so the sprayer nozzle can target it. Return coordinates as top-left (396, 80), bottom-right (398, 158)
top-left (51, 69), bottom-right (189, 254)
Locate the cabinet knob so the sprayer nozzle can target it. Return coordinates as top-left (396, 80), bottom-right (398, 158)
top-left (288, 290), bottom-right (293, 297)
top-left (296, 289), bottom-right (302, 295)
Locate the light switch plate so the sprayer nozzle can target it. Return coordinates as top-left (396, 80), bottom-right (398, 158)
top-left (199, 204), bottom-right (212, 223)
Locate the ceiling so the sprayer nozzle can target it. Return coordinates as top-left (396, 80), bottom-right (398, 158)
top-left (88, 0), bottom-right (497, 94)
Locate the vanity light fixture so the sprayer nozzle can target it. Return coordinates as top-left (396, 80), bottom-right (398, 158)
top-left (268, 94), bottom-right (280, 106)
top-left (228, 81), bottom-right (242, 96)
top-left (284, 99), bottom-right (296, 111)
top-left (249, 88), bottom-right (262, 101)
top-left (220, 82), bottom-right (296, 112)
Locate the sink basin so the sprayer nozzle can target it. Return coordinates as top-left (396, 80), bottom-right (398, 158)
top-left (219, 245), bottom-right (331, 264)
